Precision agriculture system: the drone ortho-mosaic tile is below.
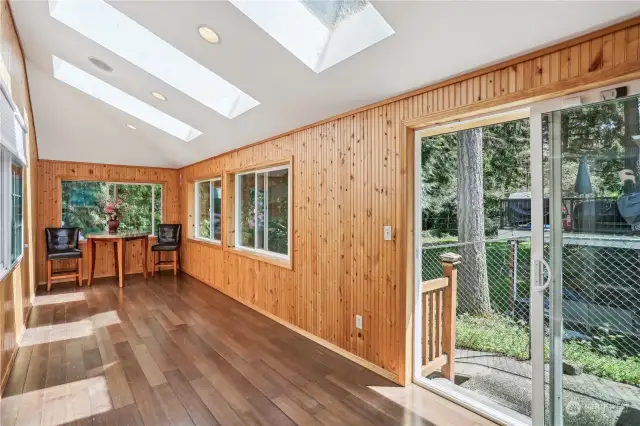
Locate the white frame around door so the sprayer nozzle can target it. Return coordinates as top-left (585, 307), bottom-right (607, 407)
top-left (529, 78), bottom-right (640, 426)
top-left (412, 109), bottom-right (533, 426)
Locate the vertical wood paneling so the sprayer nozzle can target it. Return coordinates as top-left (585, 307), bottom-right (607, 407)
top-left (175, 19), bottom-right (640, 382)
top-left (35, 161), bottom-right (180, 284)
top-left (0, 0), bottom-right (38, 391)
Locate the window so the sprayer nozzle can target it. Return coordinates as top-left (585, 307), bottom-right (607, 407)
top-left (10, 161), bottom-right (23, 263)
top-left (0, 81), bottom-right (27, 276)
top-left (61, 180), bottom-right (162, 238)
top-left (194, 178), bottom-right (222, 242)
top-left (0, 149), bottom-right (25, 273)
top-left (236, 165), bottom-right (290, 258)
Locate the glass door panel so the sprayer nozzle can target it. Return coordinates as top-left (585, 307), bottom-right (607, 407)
top-left (541, 93), bottom-right (640, 426)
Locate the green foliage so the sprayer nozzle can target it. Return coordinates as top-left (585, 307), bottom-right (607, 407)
top-left (423, 241), bottom-right (530, 314)
top-left (457, 313), bottom-right (531, 360)
top-left (421, 119), bottom-right (531, 240)
top-left (421, 101), bottom-right (636, 240)
top-left (239, 172), bottom-right (289, 255)
top-left (457, 313), bottom-right (640, 385)
top-left (62, 181), bottom-right (161, 236)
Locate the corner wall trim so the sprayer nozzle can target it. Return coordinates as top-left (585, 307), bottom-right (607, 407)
top-left (184, 271), bottom-right (400, 384)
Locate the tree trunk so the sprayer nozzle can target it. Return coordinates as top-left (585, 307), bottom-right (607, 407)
top-left (623, 97), bottom-right (640, 194)
top-left (457, 128), bottom-right (492, 315)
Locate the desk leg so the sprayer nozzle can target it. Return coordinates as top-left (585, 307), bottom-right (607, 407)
top-left (117, 239), bottom-right (125, 288)
top-left (88, 239), bottom-right (95, 286)
top-left (143, 237), bottom-right (148, 279)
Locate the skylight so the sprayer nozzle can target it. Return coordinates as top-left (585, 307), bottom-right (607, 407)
top-left (53, 56), bottom-right (202, 142)
top-left (229, 0), bottom-right (394, 73)
top-left (49, 0), bottom-right (259, 119)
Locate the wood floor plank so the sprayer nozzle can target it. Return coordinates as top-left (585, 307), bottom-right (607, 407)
top-left (113, 341), bottom-right (170, 426)
top-left (3, 274), bottom-right (494, 426)
top-left (146, 318), bottom-right (202, 381)
top-left (131, 343), bottom-right (167, 387)
top-left (190, 376), bottom-right (244, 426)
top-left (153, 382), bottom-right (195, 426)
top-left (164, 369), bottom-right (220, 426)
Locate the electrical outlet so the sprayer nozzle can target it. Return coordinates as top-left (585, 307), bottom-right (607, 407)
top-left (384, 226), bottom-right (392, 241)
top-left (355, 315), bottom-right (363, 330)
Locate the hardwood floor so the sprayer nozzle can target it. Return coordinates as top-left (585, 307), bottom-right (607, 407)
top-left (1, 273), bottom-right (494, 426)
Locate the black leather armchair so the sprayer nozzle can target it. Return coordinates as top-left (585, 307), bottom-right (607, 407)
top-left (45, 227), bottom-right (83, 291)
top-left (151, 224), bottom-right (181, 276)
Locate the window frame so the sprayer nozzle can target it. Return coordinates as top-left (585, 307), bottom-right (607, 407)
top-left (0, 146), bottom-right (24, 279)
top-left (234, 164), bottom-right (291, 261)
top-left (60, 179), bottom-right (163, 238)
top-left (194, 177), bottom-right (222, 244)
top-left (10, 160), bottom-right (23, 264)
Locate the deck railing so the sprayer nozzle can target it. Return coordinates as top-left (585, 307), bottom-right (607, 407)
top-left (421, 253), bottom-right (460, 380)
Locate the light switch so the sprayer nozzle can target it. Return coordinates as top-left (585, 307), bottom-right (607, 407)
top-left (384, 226), bottom-right (392, 241)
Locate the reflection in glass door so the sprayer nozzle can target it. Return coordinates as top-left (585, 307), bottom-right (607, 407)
top-left (536, 88), bottom-right (640, 425)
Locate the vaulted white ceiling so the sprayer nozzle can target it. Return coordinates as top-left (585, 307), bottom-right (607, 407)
top-left (10, 0), bottom-right (640, 168)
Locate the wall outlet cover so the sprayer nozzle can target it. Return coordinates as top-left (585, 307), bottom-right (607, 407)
top-left (384, 225), bottom-right (392, 241)
top-left (355, 314), bottom-right (363, 330)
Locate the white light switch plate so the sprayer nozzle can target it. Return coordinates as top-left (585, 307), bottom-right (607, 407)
top-left (355, 315), bottom-right (363, 330)
top-left (384, 226), bottom-right (392, 241)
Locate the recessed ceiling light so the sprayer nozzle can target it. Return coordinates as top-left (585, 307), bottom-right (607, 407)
top-left (126, 124), bottom-right (136, 130)
top-left (198, 26), bottom-right (219, 44)
top-left (49, 0), bottom-right (258, 119)
top-left (53, 56), bottom-right (201, 142)
top-left (151, 91), bottom-right (167, 101)
top-left (88, 56), bottom-right (113, 72)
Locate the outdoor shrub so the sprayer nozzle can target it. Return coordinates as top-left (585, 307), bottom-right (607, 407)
top-left (457, 313), bottom-right (640, 386)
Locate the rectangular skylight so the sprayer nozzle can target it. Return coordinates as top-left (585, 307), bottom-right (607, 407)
top-left (49, 0), bottom-right (259, 119)
top-left (53, 56), bottom-right (202, 142)
top-left (230, 0), bottom-right (394, 73)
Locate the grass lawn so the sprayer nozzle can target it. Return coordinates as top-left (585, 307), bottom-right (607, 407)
top-left (457, 313), bottom-right (640, 386)
top-left (422, 240), bottom-right (530, 313)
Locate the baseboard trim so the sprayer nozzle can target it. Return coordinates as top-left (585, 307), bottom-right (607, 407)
top-left (183, 271), bottom-right (400, 384)
top-left (1, 304), bottom-right (33, 395)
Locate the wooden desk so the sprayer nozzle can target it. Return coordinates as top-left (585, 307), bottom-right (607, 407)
top-left (86, 231), bottom-right (150, 287)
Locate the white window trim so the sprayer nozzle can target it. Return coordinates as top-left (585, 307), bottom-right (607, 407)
top-left (194, 177), bottom-right (222, 244)
top-left (0, 147), bottom-right (24, 282)
top-left (60, 180), bottom-right (163, 238)
top-left (234, 164), bottom-right (291, 261)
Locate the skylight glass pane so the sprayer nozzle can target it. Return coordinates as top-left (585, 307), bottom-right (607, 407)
top-left (301, 0), bottom-right (367, 29)
top-left (53, 56), bottom-right (202, 142)
top-left (230, 0), bottom-right (393, 73)
top-left (49, 0), bottom-right (259, 119)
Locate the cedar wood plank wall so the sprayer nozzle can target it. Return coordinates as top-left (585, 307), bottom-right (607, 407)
top-left (179, 18), bottom-right (640, 383)
top-left (0, 0), bottom-right (38, 390)
top-left (34, 161), bottom-right (181, 284)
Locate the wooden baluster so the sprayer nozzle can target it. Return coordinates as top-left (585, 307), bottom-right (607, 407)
top-left (429, 291), bottom-right (436, 362)
top-left (422, 292), bottom-right (428, 366)
top-left (440, 253), bottom-right (461, 381)
top-left (435, 289), bottom-right (442, 358)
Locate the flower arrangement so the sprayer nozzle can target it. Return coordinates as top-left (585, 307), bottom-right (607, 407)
top-left (101, 198), bottom-right (124, 220)
top-left (98, 196), bottom-right (125, 233)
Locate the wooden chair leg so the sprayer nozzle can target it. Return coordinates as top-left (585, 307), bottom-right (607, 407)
top-left (78, 258), bottom-right (83, 287)
top-left (152, 251), bottom-right (156, 277)
top-left (47, 260), bottom-right (52, 292)
top-left (173, 251), bottom-right (177, 276)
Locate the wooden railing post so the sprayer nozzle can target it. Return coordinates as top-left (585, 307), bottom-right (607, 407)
top-left (440, 252), bottom-right (461, 381)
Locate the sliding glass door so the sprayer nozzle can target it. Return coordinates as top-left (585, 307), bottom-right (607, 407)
top-left (530, 80), bottom-right (640, 425)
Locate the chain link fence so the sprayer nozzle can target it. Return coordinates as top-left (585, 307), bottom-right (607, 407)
top-left (421, 236), bottom-right (640, 421)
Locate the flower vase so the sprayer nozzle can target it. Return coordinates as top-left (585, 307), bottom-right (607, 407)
top-left (108, 218), bottom-right (120, 234)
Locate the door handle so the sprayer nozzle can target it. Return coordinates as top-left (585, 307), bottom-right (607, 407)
top-left (534, 259), bottom-right (552, 292)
